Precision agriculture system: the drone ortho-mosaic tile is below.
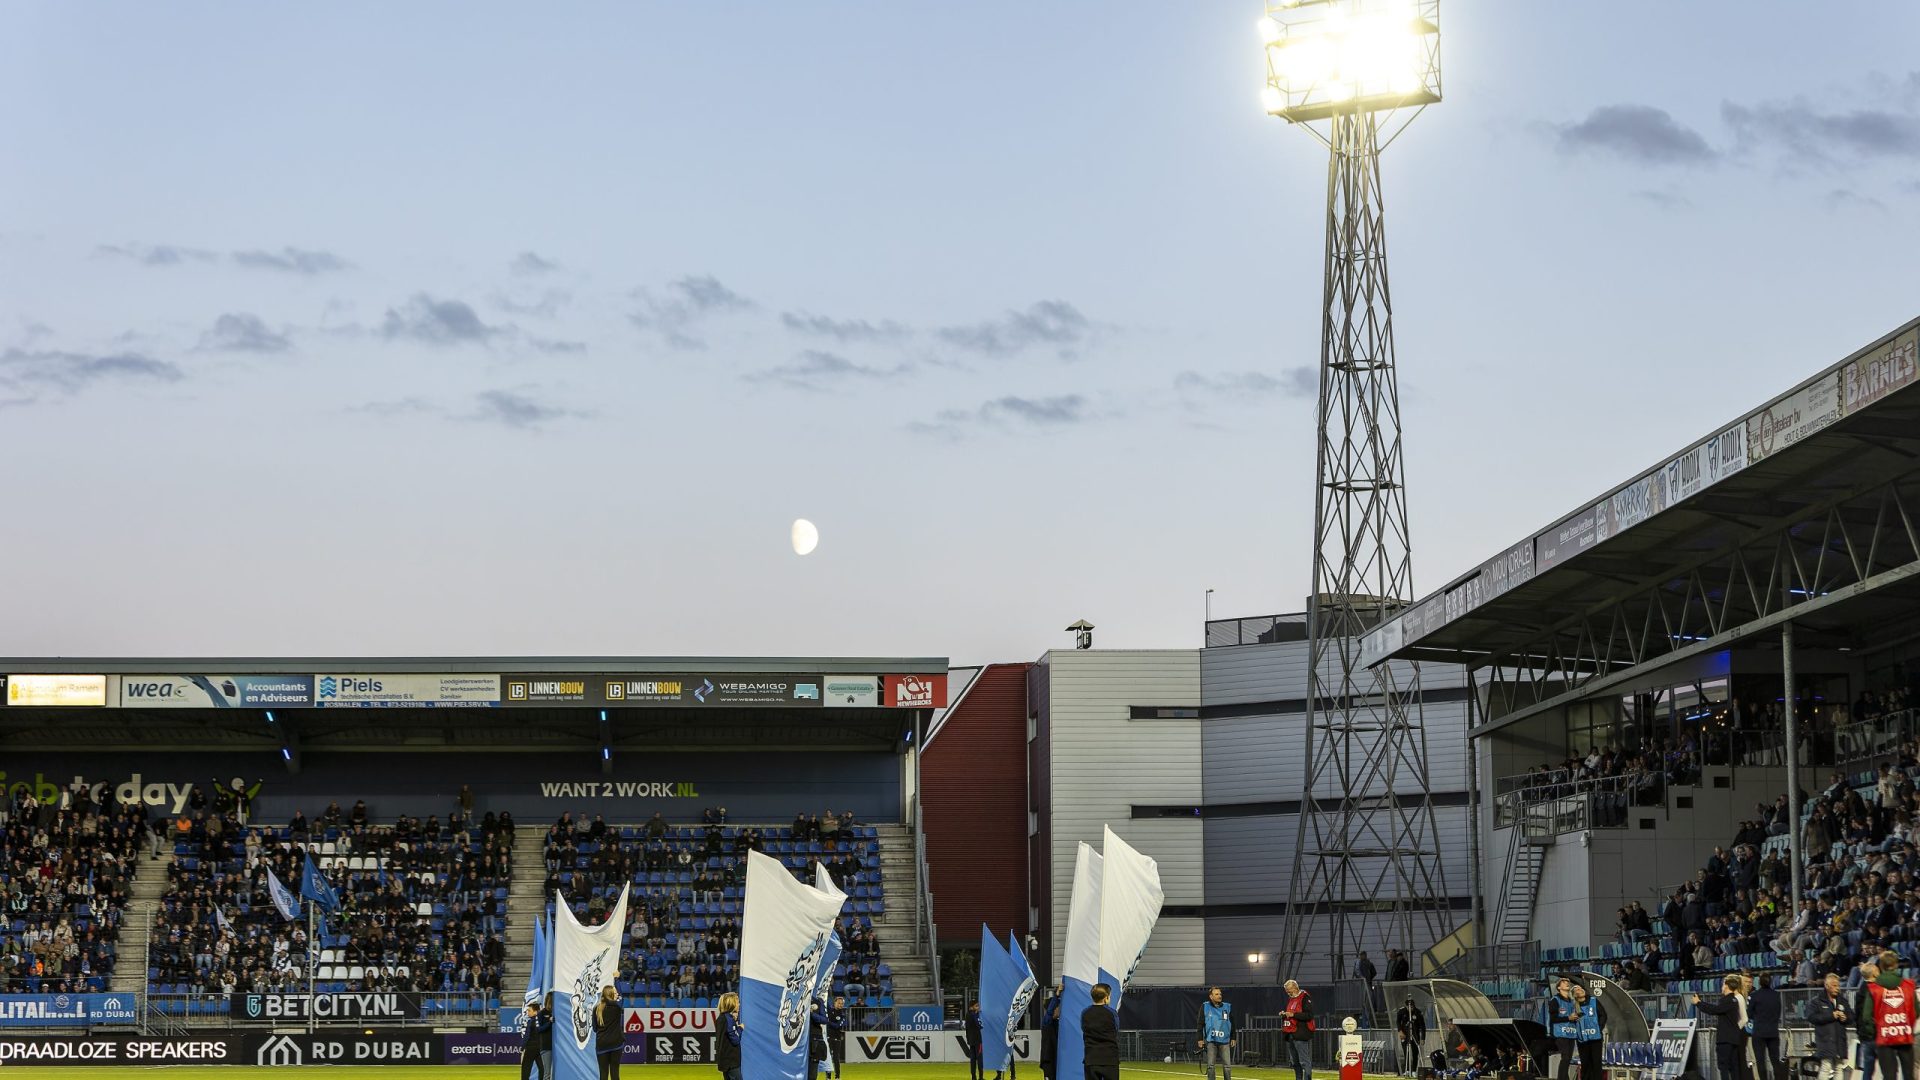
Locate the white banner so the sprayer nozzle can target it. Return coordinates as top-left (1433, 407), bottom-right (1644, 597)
top-left (552, 883), bottom-right (629, 1062)
top-left (1096, 826), bottom-right (1163, 1010)
top-left (741, 850), bottom-right (846, 1080)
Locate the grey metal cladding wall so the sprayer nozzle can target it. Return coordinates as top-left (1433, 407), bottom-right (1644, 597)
top-left (1200, 641), bottom-right (1311, 706)
top-left (1199, 806), bottom-right (1473, 906)
top-left (1201, 697), bottom-right (1471, 804)
top-left (1045, 649), bottom-right (1205, 983)
top-left (1203, 712), bottom-right (1308, 801)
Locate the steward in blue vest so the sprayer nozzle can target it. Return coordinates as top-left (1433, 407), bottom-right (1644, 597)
top-left (1196, 988), bottom-right (1235, 1080)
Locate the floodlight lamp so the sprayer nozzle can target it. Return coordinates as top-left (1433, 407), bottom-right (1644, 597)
top-left (1261, 0), bottom-right (1440, 125)
top-left (1258, 16), bottom-right (1285, 45)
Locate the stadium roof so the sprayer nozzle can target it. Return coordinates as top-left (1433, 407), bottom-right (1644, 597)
top-left (1363, 317), bottom-right (1920, 717)
top-left (0, 657), bottom-right (947, 751)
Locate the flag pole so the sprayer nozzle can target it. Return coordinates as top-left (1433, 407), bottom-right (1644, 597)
top-left (307, 899), bottom-right (316, 1035)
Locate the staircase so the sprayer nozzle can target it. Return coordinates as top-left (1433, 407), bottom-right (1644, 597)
top-left (870, 823), bottom-right (936, 1005)
top-left (1494, 826), bottom-right (1548, 946)
top-left (503, 825), bottom-right (548, 998)
top-left (112, 847), bottom-right (175, 997)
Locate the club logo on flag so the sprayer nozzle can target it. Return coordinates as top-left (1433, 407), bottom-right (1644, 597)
top-left (571, 953), bottom-right (606, 1049)
top-left (1122, 943), bottom-right (1148, 990)
top-left (779, 932), bottom-right (829, 1053)
top-left (1008, 981), bottom-right (1035, 1043)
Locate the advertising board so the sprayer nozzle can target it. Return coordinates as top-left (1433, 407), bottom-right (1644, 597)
top-left (312, 673), bottom-right (500, 708)
top-left (246, 1031), bottom-right (437, 1067)
top-left (230, 992), bottom-right (421, 1021)
top-left (4, 674), bottom-right (108, 707)
top-left (0, 1035), bottom-right (243, 1066)
top-left (0, 993), bottom-right (139, 1027)
top-left (115, 674), bottom-right (313, 709)
top-left (504, 674), bottom-right (823, 709)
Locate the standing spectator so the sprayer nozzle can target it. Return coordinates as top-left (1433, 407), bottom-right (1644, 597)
top-left (1080, 984), bottom-right (1120, 1080)
top-left (1395, 996), bottom-right (1425, 1077)
top-left (1804, 973), bottom-right (1853, 1080)
top-left (1040, 987), bottom-right (1061, 1080)
top-left (1387, 949), bottom-right (1411, 984)
top-left (965, 999), bottom-right (986, 1080)
top-left (1866, 951), bottom-right (1916, 1080)
top-left (1280, 980), bottom-right (1314, 1080)
top-left (1549, 977), bottom-right (1579, 1080)
top-left (1196, 987), bottom-right (1235, 1080)
top-left (717, 992), bottom-right (743, 1080)
top-left (1694, 975), bottom-right (1752, 1080)
top-left (1572, 983), bottom-right (1605, 1080)
top-left (458, 785), bottom-right (475, 819)
top-left (1750, 973), bottom-right (1783, 1080)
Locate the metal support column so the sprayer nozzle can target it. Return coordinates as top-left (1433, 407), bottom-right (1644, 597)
top-left (1278, 107), bottom-right (1450, 982)
top-left (1784, 621), bottom-right (1802, 923)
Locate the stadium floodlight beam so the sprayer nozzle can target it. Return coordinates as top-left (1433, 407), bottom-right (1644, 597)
top-left (1261, 0), bottom-right (1453, 984)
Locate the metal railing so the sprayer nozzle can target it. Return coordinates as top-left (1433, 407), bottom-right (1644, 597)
top-left (1835, 709), bottom-right (1918, 765)
top-left (910, 795), bottom-right (941, 1006)
top-left (1205, 613), bottom-right (1309, 648)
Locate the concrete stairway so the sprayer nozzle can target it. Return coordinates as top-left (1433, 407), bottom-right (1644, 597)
top-left (503, 825), bottom-right (548, 999)
top-left (869, 823), bottom-right (936, 1006)
top-left (111, 847), bottom-right (174, 997)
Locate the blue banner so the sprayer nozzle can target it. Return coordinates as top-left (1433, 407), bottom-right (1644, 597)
top-left (266, 868), bottom-right (300, 922)
top-left (0, 993), bottom-right (140, 1027)
top-left (301, 852), bottom-right (340, 912)
top-left (979, 928), bottom-right (1038, 1073)
top-left (895, 1005), bottom-right (946, 1031)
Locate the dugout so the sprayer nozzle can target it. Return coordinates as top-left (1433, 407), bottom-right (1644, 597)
top-left (1385, 979), bottom-right (1547, 1075)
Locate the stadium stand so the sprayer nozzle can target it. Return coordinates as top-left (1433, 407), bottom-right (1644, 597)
top-left (0, 784), bottom-right (139, 993)
top-left (542, 809), bottom-right (896, 1008)
top-left (145, 799), bottom-right (511, 1017)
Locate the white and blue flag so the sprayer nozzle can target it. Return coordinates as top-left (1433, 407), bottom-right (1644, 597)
top-left (551, 883), bottom-right (629, 1080)
top-left (266, 867), bottom-right (300, 922)
top-left (980, 925), bottom-right (1038, 1073)
top-left (1056, 842), bottom-right (1104, 1080)
top-left (742, 851), bottom-right (846, 1080)
top-left (1096, 825), bottom-right (1163, 1012)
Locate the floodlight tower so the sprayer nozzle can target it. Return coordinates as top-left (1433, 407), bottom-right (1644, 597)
top-left (1259, 0), bottom-right (1452, 984)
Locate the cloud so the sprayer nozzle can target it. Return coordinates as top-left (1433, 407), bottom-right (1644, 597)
top-left (96, 243), bottom-right (217, 266)
top-left (1556, 105), bottom-right (1718, 166)
top-left (935, 300), bottom-right (1092, 357)
top-left (629, 274), bottom-right (756, 350)
top-left (528, 337), bottom-right (587, 354)
top-left (780, 310), bottom-right (912, 343)
top-left (200, 312), bottom-right (291, 353)
top-left (350, 397), bottom-right (436, 417)
top-left (910, 393), bottom-right (1091, 436)
top-left (1824, 188), bottom-right (1888, 213)
top-left (492, 289), bottom-right (572, 319)
top-left (747, 349), bottom-right (909, 391)
top-left (231, 247), bottom-right (350, 274)
top-left (0, 347), bottom-right (184, 397)
top-left (511, 252), bottom-right (561, 275)
top-left (1632, 188), bottom-right (1696, 211)
top-left (1175, 367), bottom-right (1315, 399)
top-left (380, 294), bottom-right (497, 345)
top-left (1724, 97), bottom-right (1920, 166)
top-left (468, 389), bottom-right (586, 429)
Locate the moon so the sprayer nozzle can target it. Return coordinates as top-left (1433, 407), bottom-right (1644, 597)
top-left (791, 518), bottom-right (819, 556)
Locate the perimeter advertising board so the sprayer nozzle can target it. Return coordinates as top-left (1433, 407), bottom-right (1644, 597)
top-left (115, 674), bottom-right (313, 709)
top-left (230, 992), bottom-right (421, 1021)
top-left (0, 993), bottom-right (139, 1027)
top-left (3, 674), bottom-right (108, 707)
top-left (0, 1035), bottom-right (244, 1066)
top-left (312, 674), bottom-right (500, 708)
top-left (246, 1031), bottom-right (437, 1067)
top-left (502, 674), bottom-right (824, 708)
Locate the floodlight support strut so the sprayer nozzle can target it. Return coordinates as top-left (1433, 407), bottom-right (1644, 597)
top-left (1277, 106), bottom-right (1451, 986)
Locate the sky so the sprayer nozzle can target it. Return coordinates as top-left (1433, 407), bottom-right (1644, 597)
top-left (2, 2), bottom-right (1917, 666)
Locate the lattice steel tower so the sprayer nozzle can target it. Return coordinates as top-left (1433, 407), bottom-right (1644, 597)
top-left (1258, 0), bottom-right (1452, 984)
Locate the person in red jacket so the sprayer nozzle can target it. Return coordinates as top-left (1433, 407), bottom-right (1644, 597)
top-left (1868, 950), bottom-right (1917, 1080)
